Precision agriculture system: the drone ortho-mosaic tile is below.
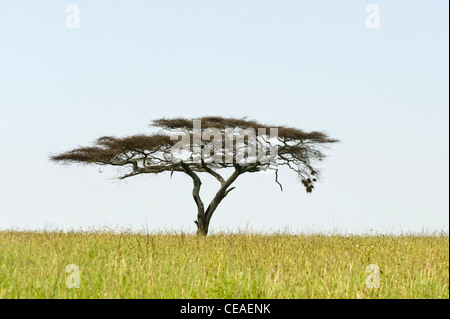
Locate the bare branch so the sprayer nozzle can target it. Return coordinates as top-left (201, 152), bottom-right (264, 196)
top-left (201, 159), bottom-right (225, 184)
top-left (275, 169), bottom-right (283, 192)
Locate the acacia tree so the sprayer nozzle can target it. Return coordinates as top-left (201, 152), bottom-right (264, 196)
top-left (50, 116), bottom-right (338, 235)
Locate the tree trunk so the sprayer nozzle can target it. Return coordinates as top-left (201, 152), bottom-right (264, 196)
top-left (195, 167), bottom-right (243, 236)
top-left (195, 193), bottom-right (225, 235)
top-left (196, 214), bottom-right (208, 235)
top-left (184, 164), bottom-right (246, 236)
top-left (181, 163), bottom-right (208, 235)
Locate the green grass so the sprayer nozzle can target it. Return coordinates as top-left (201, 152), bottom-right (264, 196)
top-left (0, 230), bottom-right (448, 298)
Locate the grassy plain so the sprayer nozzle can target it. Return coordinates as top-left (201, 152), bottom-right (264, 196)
top-left (0, 231), bottom-right (448, 298)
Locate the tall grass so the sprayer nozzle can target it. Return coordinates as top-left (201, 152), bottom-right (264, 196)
top-left (0, 230), bottom-right (448, 298)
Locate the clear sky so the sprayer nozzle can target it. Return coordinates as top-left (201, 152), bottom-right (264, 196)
top-left (0, 0), bottom-right (448, 234)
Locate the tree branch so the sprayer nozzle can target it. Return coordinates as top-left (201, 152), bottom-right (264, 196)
top-left (224, 187), bottom-right (236, 197)
top-left (204, 167), bottom-right (242, 229)
top-left (201, 159), bottom-right (225, 184)
top-left (275, 169), bottom-right (283, 192)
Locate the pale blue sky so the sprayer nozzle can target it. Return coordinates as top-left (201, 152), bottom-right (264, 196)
top-left (0, 0), bottom-right (448, 234)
